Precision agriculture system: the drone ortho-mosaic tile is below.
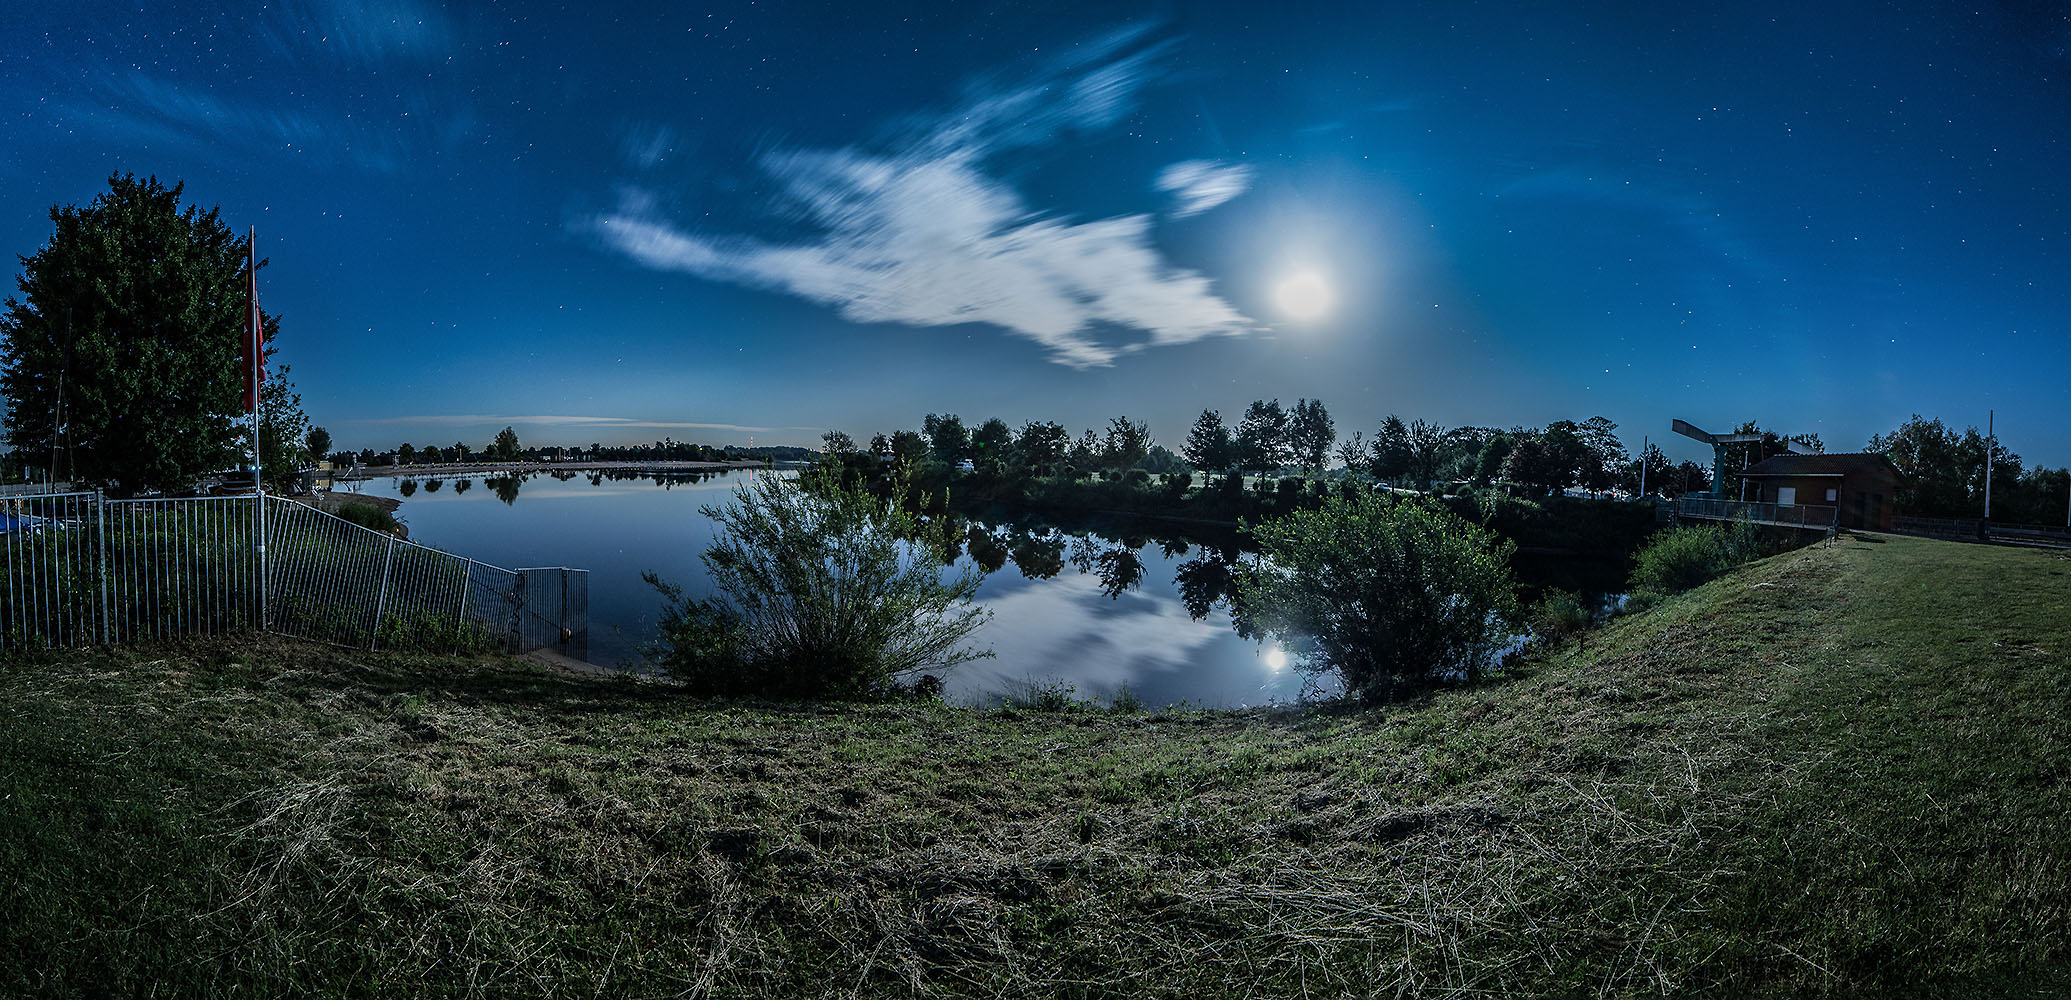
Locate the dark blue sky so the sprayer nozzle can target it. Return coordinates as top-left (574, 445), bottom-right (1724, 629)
top-left (4, 1), bottom-right (2067, 466)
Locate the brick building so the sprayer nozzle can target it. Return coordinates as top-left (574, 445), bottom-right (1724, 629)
top-left (1740, 452), bottom-right (1906, 530)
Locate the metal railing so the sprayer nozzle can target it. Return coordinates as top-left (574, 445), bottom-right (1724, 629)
top-left (1891, 515), bottom-right (1983, 540)
top-left (1675, 497), bottom-right (1839, 530)
top-left (2, 490), bottom-right (586, 656)
top-left (103, 495), bottom-right (262, 643)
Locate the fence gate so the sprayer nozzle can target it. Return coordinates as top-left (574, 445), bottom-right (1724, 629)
top-left (2, 491), bottom-right (586, 657)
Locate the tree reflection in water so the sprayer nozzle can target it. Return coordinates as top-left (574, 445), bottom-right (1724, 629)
top-left (983, 523), bottom-right (1229, 607)
top-left (1174, 548), bottom-right (1239, 620)
top-left (486, 474), bottom-right (523, 505)
top-left (1007, 529), bottom-right (1066, 579)
top-left (966, 529), bottom-right (1011, 574)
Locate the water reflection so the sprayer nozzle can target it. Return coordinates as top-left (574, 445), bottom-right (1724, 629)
top-left (487, 474), bottom-right (522, 505)
top-left (347, 473), bottom-right (1614, 708)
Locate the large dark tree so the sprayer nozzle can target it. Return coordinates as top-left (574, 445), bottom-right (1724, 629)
top-left (1576, 416), bottom-right (1628, 494)
top-left (1235, 399), bottom-right (1291, 474)
top-left (1102, 416), bottom-right (1152, 475)
top-left (305, 426), bottom-right (332, 465)
top-left (1184, 409), bottom-right (1233, 476)
top-left (923, 413), bottom-right (969, 464)
top-left (1869, 414), bottom-right (2028, 519)
top-left (1405, 418), bottom-right (1447, 486)
top-left (1369, 415), bottom-right (1413, 483)
top-left (1013, 420), bottom-right (1068, 477)
top-left (1622, 442), bottom-right (1675, 497)
top-left (970, 417), bottom-right (1013, 473)
top-left (1475, 433), bottom-right (1514, 486)
top-left (1288, 398), bottom-right (1335, 473)
top-left (888, 429), bottom-right (929, 467)
top-left (1, 174), bottom-right (273, 494)
top-left (1501, 434), bottom-right (1573, 496)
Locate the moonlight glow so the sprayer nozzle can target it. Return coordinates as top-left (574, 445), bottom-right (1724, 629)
top-left (1273, 273), bottom-right (1333, 321)
top-left (1264, 647), bottom-right (1288, 671)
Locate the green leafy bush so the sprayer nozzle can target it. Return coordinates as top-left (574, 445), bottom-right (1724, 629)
top-left (645, 468), bottom-right (992, 698)
top-left (1627, 519), bottom-right (1767, 597)
top-left (1530, 589), bottom-right (1592, 645)
top-left (1238, 491), bottom-right (1518, 701)
top-left (335, 502), bottom-right (399, 533)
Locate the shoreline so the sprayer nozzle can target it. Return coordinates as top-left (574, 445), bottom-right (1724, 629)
top-left (328, 459), bottom-right (772, 482)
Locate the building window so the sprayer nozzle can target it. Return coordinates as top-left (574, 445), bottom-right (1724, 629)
top-left (1826, 488), bottom-right (1838, 502)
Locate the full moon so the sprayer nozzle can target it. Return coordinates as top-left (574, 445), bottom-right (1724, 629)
top-left (1274, 272), bottom-right (1333, 320)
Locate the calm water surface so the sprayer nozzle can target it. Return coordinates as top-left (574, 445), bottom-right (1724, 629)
top-left (347, 471), bottom-right (1318, 707)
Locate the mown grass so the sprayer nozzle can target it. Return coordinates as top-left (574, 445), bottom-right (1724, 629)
top-left (1, 533), bottom-right (2066, 997)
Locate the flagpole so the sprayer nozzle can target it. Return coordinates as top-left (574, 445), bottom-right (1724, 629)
top-left (250, 226), bottom-right (267, 630)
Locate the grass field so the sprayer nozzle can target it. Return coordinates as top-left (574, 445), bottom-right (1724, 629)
top-left (2, 533), bottom-right (2066, 997)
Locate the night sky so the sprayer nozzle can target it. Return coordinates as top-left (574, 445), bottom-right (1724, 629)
top-left (4, 2), bottom-right (2067, 466)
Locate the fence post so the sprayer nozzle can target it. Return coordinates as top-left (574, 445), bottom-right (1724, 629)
top-left (371, 534), bottom-right (396, 650)
top-left (95, 490), bottom-right (109, 645)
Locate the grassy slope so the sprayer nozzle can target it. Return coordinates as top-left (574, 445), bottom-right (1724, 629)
top-left (1, 534), bottom-right (2065, 998)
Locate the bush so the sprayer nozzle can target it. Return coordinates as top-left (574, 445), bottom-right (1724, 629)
top-left (1237, 492), bottom-right (1518, 702)
top-left (1627, 519), bottom-right (1767, 597)
top-left (644, 468), bottom-right (992, 698)
top-left (335, 502), bottom-right (399, 533)
top-left (1529, 589), bottom-right (1592, 645)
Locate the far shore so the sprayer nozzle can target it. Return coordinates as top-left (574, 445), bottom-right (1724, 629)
top-left (327, 459), bottom-right (775, 483)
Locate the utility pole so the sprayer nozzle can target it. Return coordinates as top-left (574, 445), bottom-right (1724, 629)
top-left (1983, 409), bottom-right (1994, 521)
top-left (1639, 435), bottom-right (1648, 498)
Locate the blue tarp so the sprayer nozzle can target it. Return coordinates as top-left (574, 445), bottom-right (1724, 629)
top-left (0, 512), bottom-right (61, 535)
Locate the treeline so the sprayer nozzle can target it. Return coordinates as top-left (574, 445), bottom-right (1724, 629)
top-left (824, 402), bottom-right (1692, 500)
top-left (1872, 415), bottom-right (2069, 523)
top-left (329, 425), bottom-right (811, 468)
top-left (815, 403), bottom-right (1660, 559)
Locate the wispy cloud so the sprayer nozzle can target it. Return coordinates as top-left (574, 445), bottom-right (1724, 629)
top-left (619, 123), bottom-right (679, 170)
top-left (71, 70), bottom-right (410, 173)
top-left (586, 27), bottom-right (1254, 368)
top-left (1155, 160), bottom-right (1254, 218)
top-left (264, 0), bottom-right (454, 64)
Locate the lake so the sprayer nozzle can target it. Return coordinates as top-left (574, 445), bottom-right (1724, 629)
top-left (344, 470), bottom-right (1328, 707)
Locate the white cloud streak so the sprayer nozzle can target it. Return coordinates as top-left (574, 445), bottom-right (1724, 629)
top-left (587, 28), bottom-right (1254, 368)
top-left (1155, 160), bottom-right (1255, 218)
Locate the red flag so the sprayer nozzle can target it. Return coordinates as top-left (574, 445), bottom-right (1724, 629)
top-left (243, 231), bottom-right (265, 413)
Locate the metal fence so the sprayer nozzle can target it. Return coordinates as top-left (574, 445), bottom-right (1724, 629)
top-left (1891, 515), bottom-right (1984, 540)
top-left (1675, 497), bottom-right (1839, 531)
top-left (2, 490), bottom-right (586, 656)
